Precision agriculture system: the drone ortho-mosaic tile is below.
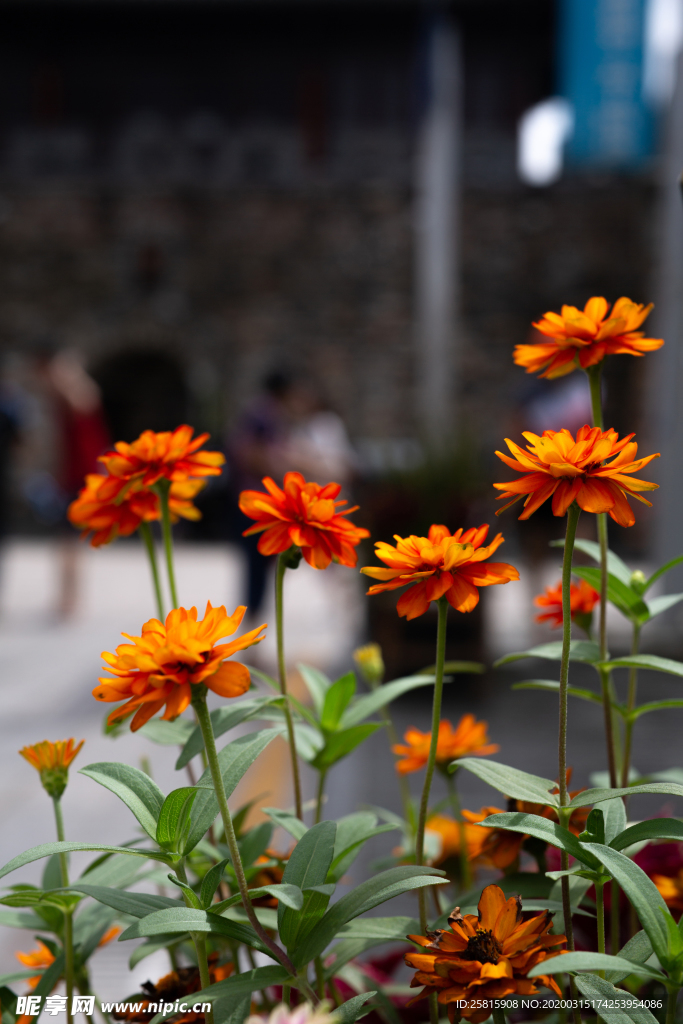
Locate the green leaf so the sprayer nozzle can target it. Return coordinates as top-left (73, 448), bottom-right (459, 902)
top-left (584, 844), bottom-right (671, 962)
top-left (69, 884), bottom-right (183, 918)
top-left (129, 937), bottom-right (181, 968)
top-left (213, 883), bottom-right (304, 913)
top-left (321, 673), bottom-right (357, 731)
top-left (606, 930), bottom-right (654, 983)
top-left (297, 664), bottom-right (332, 716)
top-left (610, 818), bottom-right (683, 851)
top-left (632, 700), bottom-right (683, 719)
top-left (0, 843), bottom-right (171, 881)
top-left (167, 874), bottom-right (203, 909)
top-left (575, 973), bottom-right (661, 1024)
top-left (573, 567), bottom-right (650, 623)
top-left (528, 952), bottom-right (665, 981)
top-left (455, 758), bottom-right (559, 806)
top-left (333, 993), bottom-right (377, 1023)
top-left (138, 718), bottom-right (195, 746)
top-left (279, 821), bottom-right (337, 951)
top-left (512, 679), bottom-right (603, 704)
top-left (79, 763), bottom-right (165, 840)
top-left (494, 640), bottom-right (600, 667)
top-left (291, 865), bottom-right (446, 967)
top-left (184, 729), bottom-right (280, 854)
top-left (646, 594), bottom-right (683, 619)
top-left (119, 907), bottom-right (270, 953)
top-left (337, 916), bottom-right (418, 940)
top-left (600, 797), bottom-right (627, 845)
top-left (175, 698), bottom-right (283, 769)
top-left (200, 859), bottom-right (230, 910)
top-left (261, 807), bottom-right (308, 842)
top-left (0, 910), bottom-right (44, 929)
top-left (156, 788), bottom-right (197, 852)
top-left (644, 554), bottom-right (683, 592)
top-left (552, 538), bottom-right (632, 584)
top-left (602, 654), bottom-right (683, 677)
top-left (238, 822), bottom-right (273, 870)
top-left (329, 813), bottom-right (398, 883)
top-left (341, 674), bottom-right (438, 728)
top-left (311, 724), bottom-right (381, 771)
top-left (480, 812), bottom-right (598, 868)
top-left (570, 783), bottom-right (683, 807)
top-left (243, 665), bottom-right (279, 692)
top-left (166, 965), bottom-right (290, 1002)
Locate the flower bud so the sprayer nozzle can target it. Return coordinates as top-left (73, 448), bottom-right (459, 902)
top-left (630, 569), bottom-right (647, 594)
top-left (19, 739), bottom-right (84, 800)
top-left (353, 642), bottom-right (385, 687)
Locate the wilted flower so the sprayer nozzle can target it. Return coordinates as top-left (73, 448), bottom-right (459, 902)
top-left (19, 738), bottom-right (85, 799)
top-left (494, 425), bottom-right (659, 525)
top-left (94, 603), bottom-right (265, 730)
top-left (98, 425), bottom-right (225, 489)
top-left (534, 578), bottom-right (599, 630)
top-left (239, 472), bottom-right (369, 570)
top-left (514, 296), bottom-right (663, 379)
top-left (405, 884), bottom-right (566, 1022)
top-left (393, 716), bottom-right (499, 774)
top-left (361, 524), bottom-right (519, 620)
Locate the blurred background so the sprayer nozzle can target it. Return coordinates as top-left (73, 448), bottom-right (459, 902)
top-left (2, 0), bottom-right (683, 998)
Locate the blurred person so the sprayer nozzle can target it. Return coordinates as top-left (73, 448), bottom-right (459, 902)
top-left (281, 382), bottom-right (357, 486)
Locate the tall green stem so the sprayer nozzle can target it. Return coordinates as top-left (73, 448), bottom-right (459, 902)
top-left (666, 987), bottom-right (679, 1024)
top-left (275, 554), bottom-right (303, 821)
top-left (595, 881), bottom-right (605, 959)
top-left (190, 689), bottom-right (315, 997)
top-left (52, 798), bottom-right (74, 1024)
top-left (622, 623), bottom-right (641, 788)
top-left (175, 859), bottom-right (213, 1024)
top-left (139, 521), bottom-right (165, 620)
top-left (315, 770), bottom-right (327, 825)
top-left (445, 771), bottom-right (471, 891)
top-left (157, 481), bottom-right (179, 608)
top-left (492, 1008), bottom-right (506, 1024)
top-left (416, 597), bottom-right (448, 937)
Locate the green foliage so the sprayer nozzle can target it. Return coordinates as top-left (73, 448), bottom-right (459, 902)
top-left (494, 640), bottom-right (600, 667)
top-left (175, 697), bottom-right (285, 769)
top-left (456, 758), bottom-right (559, 805)
top-left (79, 762), bottom-right (165, 840)
top-left (278, 821), bottom-right (337, 951)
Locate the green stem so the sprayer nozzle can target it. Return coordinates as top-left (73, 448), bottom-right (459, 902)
top-left (666, 987), bottom-right (679, 1024)
top-left (174, 860), bottom-right (213, 1024)
top-left (190, 689), bottom-right (308, 989)
top-left (139, 521), bottom-right (165, 620)
top-left (492, 1009), bottom-right (506, 1024)
top-left (314, 957), bottom-right (326, 1000)
top-left (622, 623), bottom-right (641, 788)
top-left (275, 554), bottom-right (303, 821)
top-left (416, 597), bottom-right (448, 936)
top-left (611, 879), bottom-right (620, 953)
top-left (428, 992), bottom-right (440, 1024)
top-left (52, 798), bottom-right (74, 1024)
top-left (315, 770), bottom-right (327, 825)
top-left (157, 481), bottom-right (179, 608)
top-left (588, 364), bottom-right (604, 430)
top-left (446, 772), bottom-right (471, 892)
top-left (596, 881), bottom-right (605, 967)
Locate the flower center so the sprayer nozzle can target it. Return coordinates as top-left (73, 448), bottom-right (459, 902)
top-left (461, 928), bottom-right (502, 964)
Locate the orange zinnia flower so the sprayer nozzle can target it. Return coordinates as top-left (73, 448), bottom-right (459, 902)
top-left (68, 474), bottom-right (205, 547)
top-left (494, 425), bottom-right (659, 526)
top-left (514, 296), bottom-right (663, 379)
top-left (238, 471), bottom-right (370, 570)
top-left (16, 941), bottom-right (55, 988)
top-left (361, 524), bottom-right (519, 620)
top-left (534, 578), bottom-right (599, 629)
top-left (94, 603), bottom-right (265, 731)
top-left (20, 738), bottom-right (85, 799)
top-left (98, 425), bottom-right (225, 489)
top-left (405, 884), bottom-right (566, 1023)
top-left (393, 716), bottom-right (499, 774)
top-left (653, 871), bottom-right (683, 914)
top-left (425, 815), bottom-right (491, 867)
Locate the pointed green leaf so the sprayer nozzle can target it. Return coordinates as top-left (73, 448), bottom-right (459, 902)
top-left (296, 664), bottom-right (332, 716)
top-left (512, 680), bottom-right (603, 704)
top-left (480, 812), bottom-right (598, 867)
top-left (337, 916), bottom-right (418, 940)
top-left (610, 818), bottom-right (683, 851)
top-left (69, 883), bottom-right (183, 918)
top-left (200, 858), bottom-right (230, 910)
top-left (79, 763), bottom-right (165, 840)
top-left (167, 873), bottom-right (202, 909)
top-left (311, 724), bottom-right (381, 771)
top-left (279, 821), bottom-right (337, 950)
top-left (494, 640), bottom-right (600, 667)
top-left (138, 718), bottom-right (195, 746)
top-left (570, 783), bottom-right (683, 807)
top-left (632, 700), bottom-right (683, 719)
top-left (262, 807), bottom-right (308, 842)
top-left (605, 930), bottom-right (654, 983)
top-left (341, 674), bottom-right (438, 728)
top-left (646, 594), bottom-right (683, 619)
top-left (0, 843), bottom-right (171, 881)
top-left (644, 554), bottom-right (683, 592)
top-left (573, 566), bottom-right (649, 622)
top-left (156, 788), bottom-right (197, 851)
top-left (329, 813), bottom-right (398, 882)
top-left (576, 973), bottom-right (661, 1024)
top-left (0, 910), bottom-right (44, 928)
top-left (212, 883), bottom-right (303, 914)
top-left (602, 654), bottom-right (683, 677)
top-left (600, 797), bottom-right (627, 844)
top-left (164, 965), bottom-right (290, 1003)
top-left (456, 758), bottom-right (559, 805)
top-left (333, 993), bottom-right (377, 1023)
top-left (238, 822), bottom-right (273, 869)
top-left (321, 673), bottom-right (357, 731)
top-left (528, 952), bottom-right (665, 981)
top-left (175, 698), bottom-right (283, 769)
top-left (129, 937), bottom-right (182, 969)
top-left (552, 538), bottom-right (632, 584)
top-left (119, 906), bottom-right (270, 953)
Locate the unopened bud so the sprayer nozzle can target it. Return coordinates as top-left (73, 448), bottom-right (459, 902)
top-left (353, 643), bottom-right (385, 688)
top-left (630, 569), bottom-right (647, 594)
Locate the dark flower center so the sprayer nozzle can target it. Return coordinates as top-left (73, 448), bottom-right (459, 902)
top-left (461, 928), bottom-right (502, 964)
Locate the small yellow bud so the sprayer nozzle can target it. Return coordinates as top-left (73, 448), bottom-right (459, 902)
top-left (353, 643), bottom-right (385, 688)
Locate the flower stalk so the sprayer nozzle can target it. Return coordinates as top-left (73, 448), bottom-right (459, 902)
top-left (156, 480), bottom-right (179, 609)
top-left (275, 552), bottom-right (304, 821)
top-left (174, 859), bottom-right (214, 1024)
top-left (139, 521), bottom-right (165, 620)
top-left (52, 796), bottom-right (74, 1024)
top-left (445, 771), bottom-right (471, 892)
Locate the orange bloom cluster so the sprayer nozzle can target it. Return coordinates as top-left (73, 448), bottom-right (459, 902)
top-left (239, 472), bottom-right (369, 570)
top-left (653, 871), bottom-right (683, 914)
top-left (361, 524), bottom-right (519, 620)
top-left (534, 578), bottom-right (599, 629)
top-left (68, 425), bottom-right (223, 546)
top-left (494, 425), bottom-right (659, 526)
top-left (69, 475), bottom-right (205, 547)
top-left (94, 603), bottom-right (265, 731)
top-left (393, 716), bottom-right (499, 774)
top-left (406, 885), bottom-right (565, 1023)
top-left (514, 296), bottom-right (663, 379)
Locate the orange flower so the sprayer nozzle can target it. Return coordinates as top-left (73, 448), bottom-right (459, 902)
top-left (534, 578), bottom-right (599, 629)
top-left (653, 871), bottom-right (683, 913)
top-left (68, 474), bottom-right (205, 547)
top-left (393, 716), bottom-right (499, 774)
top-left (98, 425), bottom-right (225, 489)
top-left (20, 738), bottom-right (85, 799)
top-left (361, 524), bottom-right (519, 620)
top-left (425, 815), bottom-right (491, 867)
top-left (405, 884), bottom-right (566, 1023)
top-left (514, 296), bottom-right (663, 379)
top-left (94, 603), bottom-right (266, 731)
top-left (239, 471), bottom-right (369, 570)
top-left (16, 941), bottom-right (55, 988)
top-left (494, 425), bottom-right (659, 526)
